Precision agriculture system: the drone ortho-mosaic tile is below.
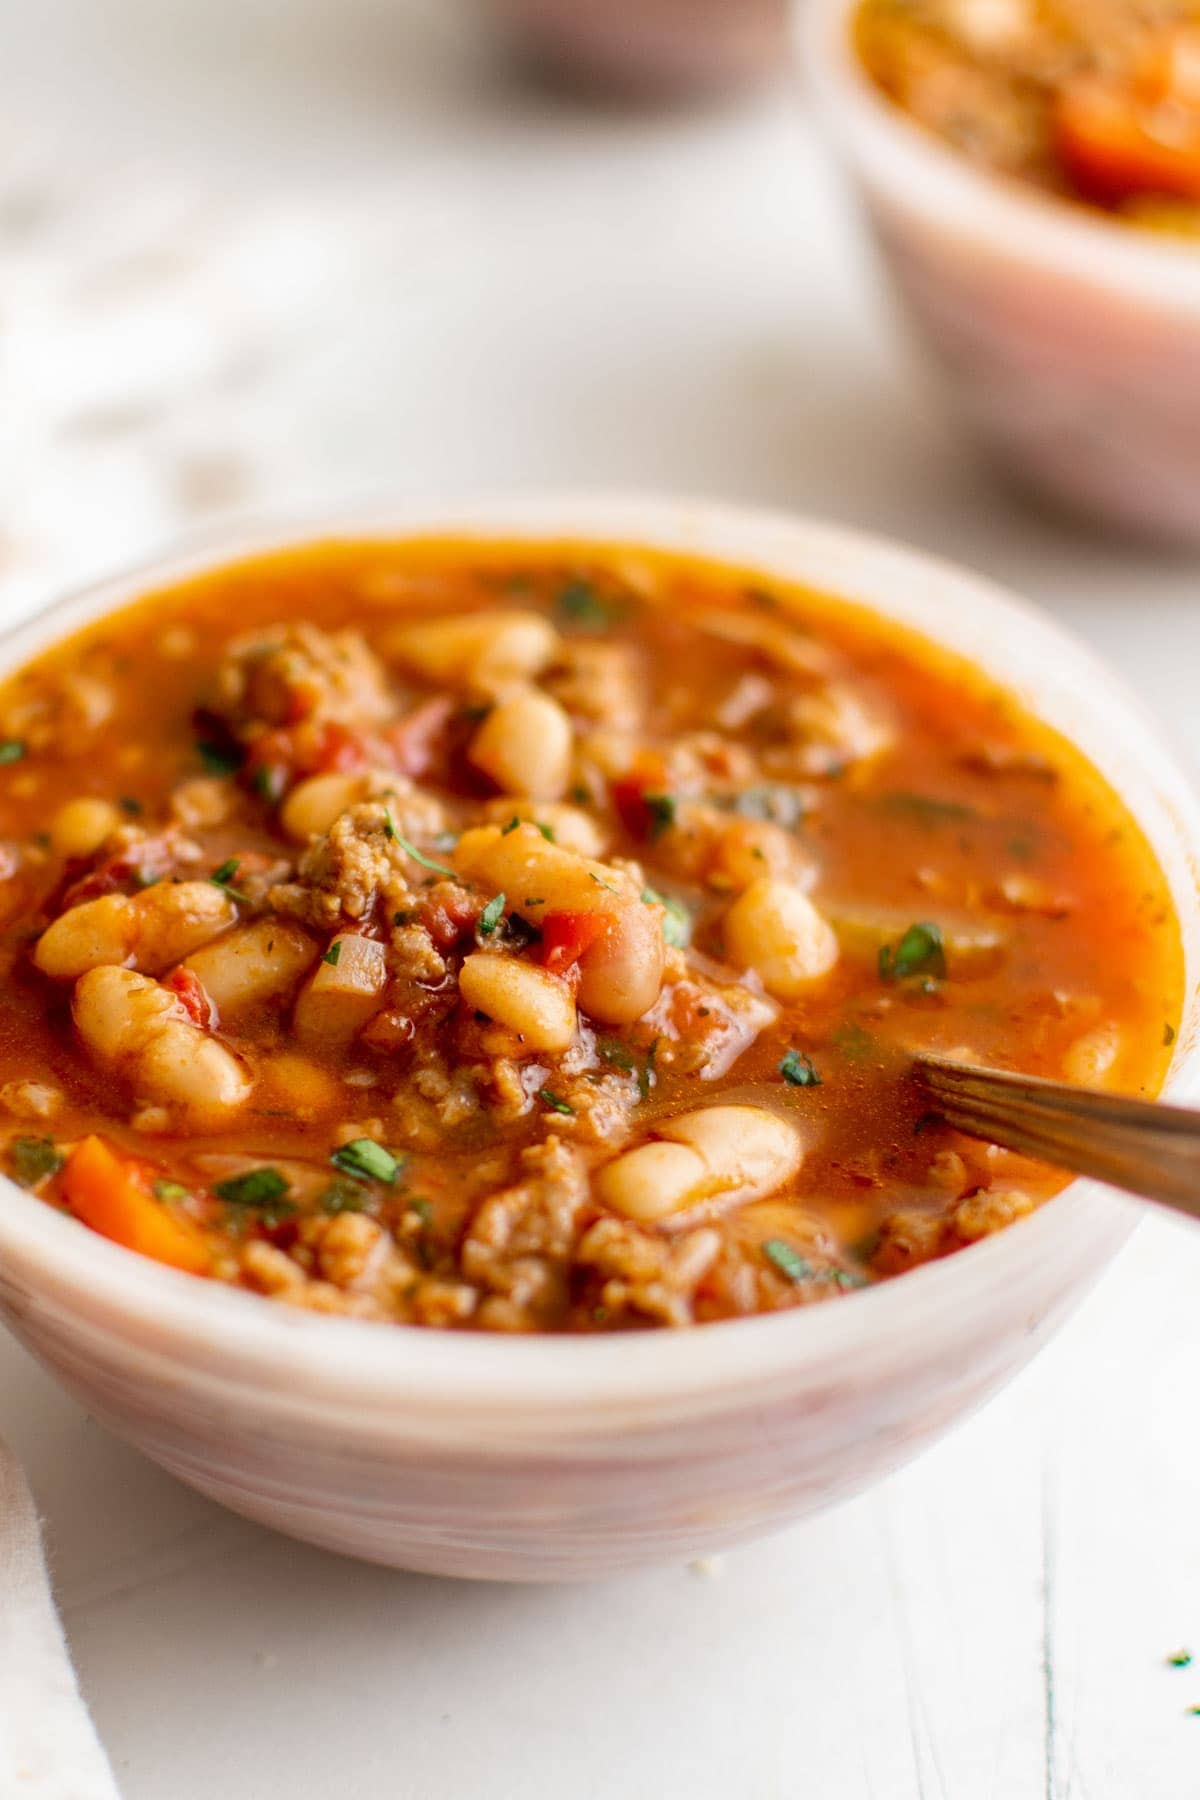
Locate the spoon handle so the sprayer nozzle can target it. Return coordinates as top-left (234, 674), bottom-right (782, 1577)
top-left (914, 1053), bottom-right (1200, 1221)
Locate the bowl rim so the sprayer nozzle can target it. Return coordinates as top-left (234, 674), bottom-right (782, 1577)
top-left (798, 0), bottom-right (1200, 313)
top-left (0, 489), bottom-right (1196, 1419)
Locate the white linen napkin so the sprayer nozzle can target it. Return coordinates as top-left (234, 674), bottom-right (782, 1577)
top-left (0, 1437), bottom-right (121, 1799)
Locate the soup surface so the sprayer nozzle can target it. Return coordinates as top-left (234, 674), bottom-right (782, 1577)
top-left (0, 538), bottom-right (1180, 1330)
top-left (856, 0), bottom-right (1200, 235)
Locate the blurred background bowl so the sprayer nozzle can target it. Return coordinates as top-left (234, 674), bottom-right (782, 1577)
top-left (480, 0), bottom-right (790, 96)
top-left (801, 0), bottom-right (1200, 548)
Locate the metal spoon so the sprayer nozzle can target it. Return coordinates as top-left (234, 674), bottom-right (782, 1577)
top-left (914, 1053), bottom-right (1200, 1218)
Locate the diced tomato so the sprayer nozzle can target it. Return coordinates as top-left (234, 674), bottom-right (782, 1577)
top-left (312, 721), bottom-right (373, 775)
top-left (416, 884), bottom-right (481, 952)
top-left (538, 910), bottom-right (608, 975)
top-left (1055, 47), bottom-right (1200, 207)
top-left (612, 775), bottom-right (652, 837)
top-left (387, 696), bottom-right (454, 779)
top-left (61, 1136), bottom-right (211, 1275)
top-left (165, 966), bottom-right (215, 1030)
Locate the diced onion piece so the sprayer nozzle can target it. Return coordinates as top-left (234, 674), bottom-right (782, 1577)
top-left (293, 935), bottom-right (388, 1047)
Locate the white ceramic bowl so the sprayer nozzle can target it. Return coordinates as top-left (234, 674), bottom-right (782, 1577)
top-left (0, 495), bottom-right (1197, 1582)
top-left (801, 0), bottom-right (1200, 546)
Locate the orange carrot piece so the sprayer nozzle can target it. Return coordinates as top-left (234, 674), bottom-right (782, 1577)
top-left (1055, 67), bottom-right (1200, 207)
top-left (61, 1136), bottom-right (211, 1275)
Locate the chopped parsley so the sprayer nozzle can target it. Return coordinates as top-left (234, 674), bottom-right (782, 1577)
top-left (394, 832), bottom-right (455, 879)
top-left (780, 1049), bottom-right (821, 1088)
top-left (644, 792), bottom-right (677, 838)
top-left (569, 784), bottom-right (591, 806)
top-left (556, 579), bottom-right (620, 629)
top-left (597, 1039), bottom-right (636, 1073)
top-left (119, 795), bottom-right (143, 816)
top-left (642, 886), bottom-right (692, 948)
top-left (763, 1239), bottom-right (814, 1283)
top-left (763, 1239), bottom-right (862, 1289)
top-left (589, 873), bottom-right (618, 893)
top-left (330, 1137), bottom-right (402, 1185)
top-left (210, 857), bottom-right (240, 887)
top-left (1168, 1650), bottom-right (1193, 1669)
top-left (833, 1022), bottom-right (876, 1063)
top-left (535, 821), bottom-right (555, 842)
top-left (321, 940), bottom-right (343, 968)
top-left (252, 763), bottom-right (288, 806)
top-left (478, 893), bottom-right (506, 936)
top-left (196, 739), bottom-right (240, 776)
top-left (877, 791), bottom-right (977, 827)
top-left (214, 1167), bottom-right (291, 1210)
top-left (318, 1177), bottom-right (371, 1215)
top-left (879, 921), bottom-right (947, 983)
top-left (9, 1137), bottom-right (63, 1188)
top-left (0, 739), bottom-right (26, 765)
top-left (539, 1089), bottom-right (575, 1116)
top-left (501, 816), bottom-right (521, 836)
top-left (153, 1179), bottom-right (191, 1203)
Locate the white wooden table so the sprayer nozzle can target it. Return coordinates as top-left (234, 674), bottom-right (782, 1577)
top-left (4, 4), bottom-right (1200, 1794)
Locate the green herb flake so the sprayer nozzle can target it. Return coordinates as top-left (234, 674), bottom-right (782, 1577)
top-left (597, 1040), bottom-right (636, 1073)
top-left (539, 1089), bottom-right (575, 1117)
top-left (556, 580), bottom-right (618, 630)
top-left (639, 1038), bottom-right (660, 1100)
top-left (1168, 1650), bottom-right (1193, 1669)
top-left (153, 1179), bottom-right (191, 1203)
top-left (119, 795), bottom-right (143, 817)
top-left (877, 791), bottom-right (977, 827)
top-left (569, 784), bottom-right (591, 806)
top-left (780, 1050), bottom-right (821, 1088)
top-left (524, 896), bottom-right (545, 907)
top-left (214, 1167), bottom-right (291, 1210)
top-left (330, 1137), bottom-right (402, 1185)
top-left (382, 808), bottom-right (397, 841)
top-left (252, 763), bottom-right (288, 806)
top-left (588, 873), bottom-right (618, 893)
top-left (833, 1022), bottom-right (876, 1064)
top-left (879, 921), bottom-right (947, 983)
top-left (408, 1196), bottom-right (433, 1226)
top-left (641, 886), bottom-right (692, 948)
top-left (0, 739), bottom-right (26, 766)
top-left (395, 833), bottom-right (455, 879)
top-left (479, 892), bottom-right (506, 936)
top-left (321, 940), bottom-right (343, 968)
top-left (501, 816), bottom-right (522, 836)
top-left (196, 739), bottom-right (240, 776)
top-left (319, 1177), bottom-right (371, 1215)
top-left (535, 821), bottom-right (556, 842)
top-left (9, 1136), bottom-right (63, 1188)
top-left (763, 1239), bottom-right (814, 1283)
top-left (210, 857), bottom-right (240, 888)
top-left (1165, 1022), bottom-right (1178, 1047)
top-left (644, 792), bottom-right (677, 838)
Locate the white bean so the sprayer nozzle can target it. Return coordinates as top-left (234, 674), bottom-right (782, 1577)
top-left (597, 1104), bottom-right (803, 1224)
top-left (482, 799), bottom-right (606, 859)
top-left (454, 823), bottom-right (663, 1024)
top-left (35, 881), bottom-right (237, 980)
top-left (49, 798), bottom-right (122, 860)
top-left (469, 690), bottom-right (573, 801)
top-left (73, 965), bottom-right (251, 1128)
top-left (384, 611), bottom-right (560, 689)
top-left (280, 769), bottom-right (403, 842)
top-left (1063, 1023), bottom-right (1121, 1088)
top-left (459, 952), bottom-right (577, 1052)
top-left (724, 878), bottom-right (839, 999)
top-left (182, 919), bottom-right (318, 1014)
